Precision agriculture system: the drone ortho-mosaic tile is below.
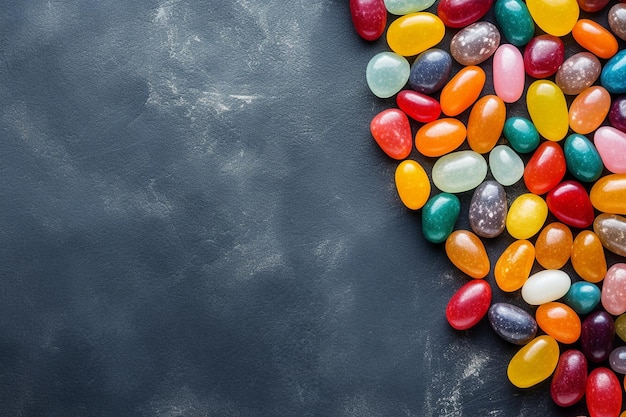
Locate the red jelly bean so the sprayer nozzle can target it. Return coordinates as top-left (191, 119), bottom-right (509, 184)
top-left (396, 90), bottom-right (441, 123)
top-left (437, 0), bottom-right (494, 29)
top-left (370, 108), bottom-right (412, 160)
top-left (524, 141), bottom-right (567, 195)
top-left (586, 367), bottom-right (622, 417)
top-left (446, 280), bottom-right (492, 330)
top-left (546, 181), bottom-right (595, 228)
top-left (550, 349), bottom-right (588, 407)
top-left (577, 0), bottom-right (610, 13)
top-left (349, 0), bottom-right (387, 41)
top-left (524, 35), bottom-right (565, 78)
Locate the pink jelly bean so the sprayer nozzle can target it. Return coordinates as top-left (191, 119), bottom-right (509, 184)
top-left (493, 44), bottom-right (525, 103)
top-left (595, 126), bottom-right (626, 174)
top-left (586, 367), bottom-right (622, 417)
top-left (602, 263), bottom-right (626, 316)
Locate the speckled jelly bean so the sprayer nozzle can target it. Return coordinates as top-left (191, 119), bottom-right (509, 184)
top-left (446, 279), bottom-right (492, 330)
top-left (440, 66), bottom-right (486, 117)
top-left (421, 193), bottom-right (460, 244)
top-left (450, 22), bottom-right (500, 66)
top-left (383, 0), bottom-right (437, 15)
top-left (503, 117), bottom-right (540, 153)
top-left (594, 213), bottom-right (626, 257)
top-left (366, 52), bottom-right (410, 98)
top-left (563, 281), bottom-right (601, 315)
top-left (395, 160), bottom-right (431, 210)
top-left (488, 302), bottom-right (537, 345)
top-left (568, 86), bottom-right (611, 135)
top-left (617, 314), bottom-right (626, 343)
top-left (493, 44), bottom-right (525, 103)
top-left (467, 95), bottom-right (506, 154)
top-left (609, 3), bottom-right (626, 41)
top-left (495, 240), bottom-right (535, 292)
top-left (507, 335), bottom-right (559, 388)
top-left (609, 96), bottom-right (626, 132)
top-left (563, 134), bottom-right (603, 183)
top-left (572, 19), bottom-right (618, 59)
top-left (535, 222), bottom-right (573, 270)
top-left (524, 35), bottom-right (565, 78)
top-left (571, 230), bottom-right (607, 284)
top-left (594, 126), bottom-right (626, 174)
top-left (586, 368), bottom-right (622, 417)
top-left (536, 302), bottom-right (581, 344)
top-left (506, 193), bottom-right (548, 240)
top-left (581, 311), bottom-right (615, 363)
top-left (526, 0), bottom-right (579, 37)
top-left (415, 118), bottom-right (466, 157)
top-left (469, 180), bottom-right (507, 238)
top-left (577, 0), bottom-right (610, 12)
top-left (386, 12), bottom-right (445, 57)
top-left (494, 0), bottom-right (535, 46)
top-left (524, 141), bottom-right (566, 195)
top-left (609, 346), bottom-right (626, 374)
top-left (601, 49), bottom-right (626, 94)
top-left (396, 90), bottom-right (441, 123)
top-left (445, 229), bottom-right (490, 279)
top-left (436, 0), bottom-right (494, 28)
top-left (409, 49), bottom-right (452, 94)
top-left (590, 174), bottom-right (626, 215)
top-left (521, 269), bottom-right (571, 306)
top-left (555, 52), bottom-right (601, 95)
top-left (526, 80), bottom-right (569, 141)
top-left (602, 263), bottom-right (626, 316)
top-left (489, 145), bottom-right (524, 186)
top-left (546, 180), bottom-right (594, 229)
top-left (350, 0), bottom-right (387, 41)
top-left (550, 349), bottom-right (588, 407)
top-left (432, 150), bottom-right (487, 193)
top-left (370, 108), bottom-right (412, 159)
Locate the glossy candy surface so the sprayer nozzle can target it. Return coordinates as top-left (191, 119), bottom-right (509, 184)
top-left (526, 0), bottom-right (579, 37)
top-left (396, 90), bottom-right (441, 123)
top-left (568, 86), bottom-right (611, 135)
top-left (370, 108), bottom-right (412, 159)
top-left (450, 22), bottom-right (500, 66)
top-left (467, 95), bottom-right (505, 154)
top-left (609, 96), bottom-right (626, 132)
top-left (577, 0), bottom-right (610, 12)
top-left (409, 49), bottom-right (452, 94)
top-left (488, 303), bottom-right (537, 345)
top-left (350, 0), bottom-right (387, 41)
top-left (590, 174), bottom-right (626, 215)
top-left (572, 18), bottom-right (618, 59)
top-left (383, 0), bottom-right (437, 15)
top-left (609, 3), bottom-right (626, 41)
top-left (493, 44), bottom-right (525, 103)
top-left (506, 193), bottom-right (548, 239)
top-left (550, 349), bottom-right (588, 407)
top-left (445, 230), bottom-right (490, 278)
top-left (563, 281), bottom-right (601, 315)
top-left (571, 230), bottom-right (607, 283)
top-left (489, 145), bottom-right (524, 186)
top-left (366, 52), bottom-right (410, 98)
top-left (495, 240), bottom-right (535, 292)
top-left (594, 213), bottom-right (626, 257)
top-left (536, 302), bottom-right (581, 344)
top-left (440, 66), bottom-right (485, 116)
top-left (609, 346), bottom-right (626, 374)
top-left (546, 180), bottom-right (594, 228)
top-left (422, 193), bottom-right (461, 243)
top-left (432, 150), bottom-right (487, 193)
top-left (437, 0), bottom-right (494, 28)
top-left (556, 52), bottom-right (601, 95)
top-left (524, 141), bottom-right (566, 195)
top-left (617, 314), bottom-right (626, 343)
top-left (534, 222), bottom-right (573, 270)
top-left (503, 117), bottom-right (540, 153)
top-left (594, 126), bottom-right (626, 174)
top-left (446, 280), bottom-right (492, 330)
top-left (521, 269), bottom-right (571, 305)
top-left (494, 0), bottom-right (535, 46)
top-left (586, 368), bottom-right (622, 417)
top-left (524, 35), bottom-right (565, 78)
top-left (602, 49), bottom-right (626, 94)
top-left (581, 311), bottom-right (615, 363)
top-left (395, 160), bottom-right (431, 210)
top-left (507, 335), bottom-right (559, 388)
top-left (415, 118), bottom-right (466, 157)
top-left (386, 12), bottom-right (445, 57)
top-left (526, 80), bottom-right (569, 141)
top-left (469, 181), bottom-right (507, 238)
top-left (602, 263), bottom-right (626, 316)
top-left (563, 134), bottom-right (603, 182)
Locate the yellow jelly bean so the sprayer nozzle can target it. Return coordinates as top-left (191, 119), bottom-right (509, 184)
top-left (440, 66), bottom-right (486, 117)
top-left (568, 86), bottom-right (611, 135)
top-left (534, 222), bottom-right (573, 270)
top-left (467, 95), bottom-right (506, 154)
top-left (495, 239), bottom-right (535, 292)
top-left (415, 118), bottom-right (467, 157)
top-left (527, 80), bottom-right (569, 142)
top-left (394, 160), bottom-right (431, 210)
top-left (506, 193), bottom-right (548, 240)
top-left (590, 173), bottom-right (626, 215)
top-left (386, 12), bottom-right (445, 57)
top-left (526, 0), bottom-right (579, 37)
top-left (535, 302), bottom-right (581, 344)
top-left (445, 230), bottom-right (490, 279)
top-left (507, 335), bottom-right (560, 388)
top-left (571, 230), bottom-right (607, 283)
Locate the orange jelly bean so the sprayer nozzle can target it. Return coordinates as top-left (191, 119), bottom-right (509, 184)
top-left (495, 239), bottom-right (535, 292)
top-left (467, 94), bottom-right (506, 154)
top-left (415, 118), bottom-right (467, 157)
top-left (535, 222), bottom-right (573, 270)
top-left (572, 18), bottom-right (619, 59)
top-left (571, 230), bottom-right (607, 283)
top-left (536, 302), bottom-right (582, 344)
top-left (568, 86), bottom-right (611, 135)
top-left (590, 173), bottom-right (626, 215)
top-left (440, 66), bottom-right (486, 117)
top-left (445, 229), bottom-right (490, 279)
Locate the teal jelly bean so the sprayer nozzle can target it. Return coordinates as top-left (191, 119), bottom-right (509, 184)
top-left (494, 0), bottom-right (535, 46)
top-left (564, 134), bottom-right (604, 183)
top-left (421, 193), bottom-right (461, 243)
top-left (563, 281), bottom-right (601, 315)
top-left (601, 49), bottom-right (626, 94)
top-left (503, 116), bottom-right (540, 154)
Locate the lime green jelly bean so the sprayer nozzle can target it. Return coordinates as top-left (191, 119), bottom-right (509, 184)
top-left (527, 80), bottom-right (569, 142)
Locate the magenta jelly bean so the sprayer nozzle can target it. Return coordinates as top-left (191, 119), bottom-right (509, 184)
top-left (350, 0), bottom-right (387, 41)
top-left (586, 368), bottom-right (622, 417)
top-left (396, 90), bottom-right (441, 123)
top-left (550, 349), bottom-right (588, 407)
top-left (609, 95), bottom-right (626, 132)
top-left (446, 280), bottom-right (492, 330)
top-left (524, 34), bottom-right (565, 78)
top-left (581, 311), bottom-right (615, 363)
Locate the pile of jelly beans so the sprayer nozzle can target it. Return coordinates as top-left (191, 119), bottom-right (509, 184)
top-left (351, 0), bottom-right (626, 415)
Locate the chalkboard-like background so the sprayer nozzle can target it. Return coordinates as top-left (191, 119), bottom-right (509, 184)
top-left (0, 1), bottom-right (624, 416)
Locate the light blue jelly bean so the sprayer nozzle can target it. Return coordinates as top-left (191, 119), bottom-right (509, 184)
top-left (601, 49), bottom-right (626, 94)
top-left (384, 0), bottom-right (436, 15)
top-left (366, 52), bottom-right (410, 99)
top-left (489, 145), bottom-right (524, 186)
top-left (432, 150), bottom-right (488, 193)
top-left (563, 281), bottom-right (601, 315)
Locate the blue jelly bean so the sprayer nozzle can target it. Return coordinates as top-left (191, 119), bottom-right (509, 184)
top-left (601, 49), bottom-right (626, 94)
top-left (409, 48), bottom-right (452, 95)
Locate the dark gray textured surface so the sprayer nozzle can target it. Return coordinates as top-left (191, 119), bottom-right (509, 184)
top-left (0, 1), bottom-right (622, 416)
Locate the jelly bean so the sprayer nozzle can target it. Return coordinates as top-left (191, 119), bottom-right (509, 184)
top-left (617, 314), bottom-right (626, 343)
top-left (568, 86), bottom-right (611, 135)
top-left (563, 134), bottom-right (603, 183)
top-left (432, 151), bottom-right (488, 193)
top-left (546, 181), bottom-right (594, 229)
top-left (526, 80), bottom-right (569, 141)
top-left (450, 22), bottom-right (500, 66)
top-left (609, 3), bottom-right (626, 41)
top-left (563, 281), bottom-right (601, 315)
top-left (383, 0), bottom-right (437, 15)
top-left (395, 160), bottom-right (431, 210)
top-left (489, 145), bottom-right (524, 186)
top-left (526, 0), bottom-right (579, 37)
top-left (523, 35), bottom-right (565, 79)
top-left (494, 0), bottom-right (535, 47)
top-left (594, 126), bottom-right (626, 174)
top-left (594, 213), bottom-right (626, 257)
top-left (396, 90), bottom-right (441, 123)
top-left (602, 263), bottom-right (626, 316)
top-left (609, 346), bottom-right (626, 374)
top-left (415, 118), bottom-right (466, 157)
top-left (609, 96), bottom-right (626, 132)
top-left (586, 368), bottom-right (622, 417)
top-left (409, 49), bottom-right (452, 94)
top-left (493, 44), bottom-right (525, 103)
top-left (521, 269), bottom-right (571, 306)
top-left (577, 0), bottom-right (610, 12)
top-left (601, 49), bottom-right (626, 94)
top-left (536, 302), bottom-right (581, 344)
top-left (503, 116), bottom-right (540, 154)
top-left (581, 311), bottom-right (615, 363)
top-left (370, 108), bottom-right (412, 159)
top-left (350, 0), bottom-right (387, 41)
top-left (506, 193), bottom-right (548, 240)
top-left (524, 141), bottom-right (566, 195)
top-left (446, 279), bottom-right (492, 330)
top-left (421, 193), bottom-right (460, 243)
top-left (469, 180), bottom-right (507, 238)
top-left (507, 335), bottom-right (559, 388)
top-left (571, 230), bottom-right (607, 284)
top-left (440, 66), bottom-right (486, 117)
top-left (534, 222), bottom-right (573, 270)
top-left (436, 0), bottom-right (494, 29)
top-left (445, 230), bottom-right (490, 279)
top-left (386, 12), bottom-right (445, 57)
top-left (366, 52), bottom-right (410, 98)
top-left (495, 239), bottom-right (535, 292)
top-left (590, 174), bottom-right (626, 215)
top-left (467, 95), bottom-right (506, 154)
top-left (572, 19), bottom-right (619, 60)
top-left (555, 52), bottom-right (602, 95)
top-left (488, 302), bottom-right (538, 345)
top-left (550, 349), bottom-right (588, 407)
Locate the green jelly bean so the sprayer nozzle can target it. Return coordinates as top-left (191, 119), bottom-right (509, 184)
top-left (503, 116), bottom-right (540, 154)
top-left (564, 134), bottom-right (604, 182)
top-left (421, 193), bottom-right (461, 244)
top-left (495, 0), bottom-right (535, 46)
